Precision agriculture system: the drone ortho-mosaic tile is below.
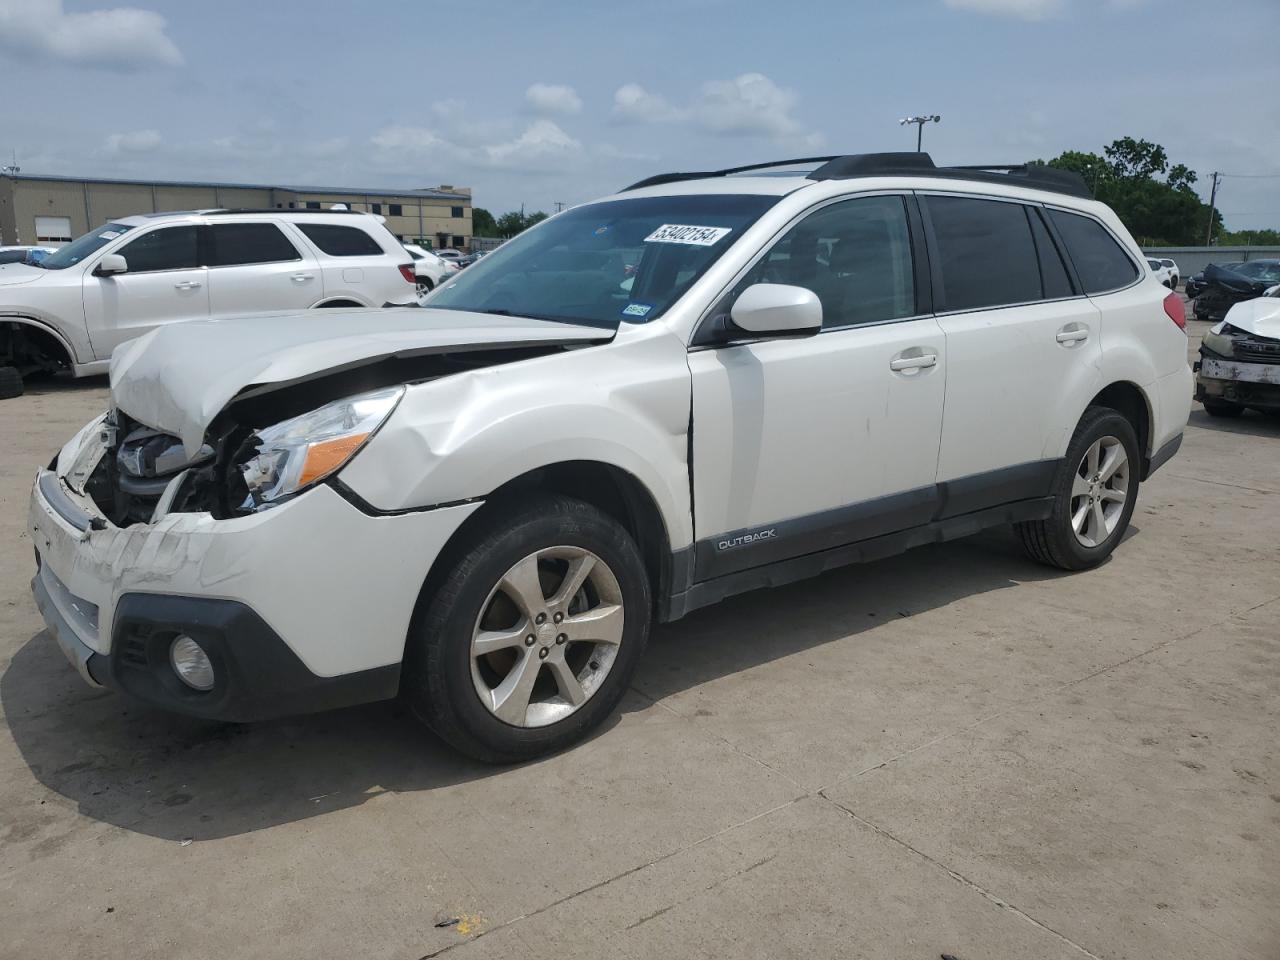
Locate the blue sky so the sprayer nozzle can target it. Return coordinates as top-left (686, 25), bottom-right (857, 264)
top-left (2, 0), bottom-right (1279, 228)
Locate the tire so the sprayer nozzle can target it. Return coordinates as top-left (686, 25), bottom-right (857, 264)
top-left (415, 277), bottom-right (434, 298)
top-left (1016, 406), bottom-right (1140, 571)
top-left (405, 494), bottom-right (651, 763)
top-left (1202, 398), bottom-right (1244, 418)
top-left (0, 366), bottom-right (23, 399)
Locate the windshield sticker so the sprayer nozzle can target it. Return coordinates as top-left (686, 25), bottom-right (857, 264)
top-left (593, 224), bottom-right (611, 237)
top-left (99, 231), bottom-right (121, 240)
top-left (644, 224), bottom-right (732, 246)
top-left (621, 302), bottom-right (653, 319)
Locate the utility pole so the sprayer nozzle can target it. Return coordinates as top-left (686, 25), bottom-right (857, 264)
top-left (1205, 171), bottom-right (1221, 246)
top-left (899, 115), bottom-right (941, 152)
top-left (553, 201), bottom-right (565, 213)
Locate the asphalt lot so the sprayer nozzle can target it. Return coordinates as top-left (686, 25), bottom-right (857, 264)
top-left (1, 311), bottom-right (1277, 960)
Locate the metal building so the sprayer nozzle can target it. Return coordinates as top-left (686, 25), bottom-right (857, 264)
top-left (0, 172), bottom-right (473, 250)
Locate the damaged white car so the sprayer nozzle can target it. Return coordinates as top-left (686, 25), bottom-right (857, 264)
top-left (30, 153), bottom-right (1192, 761)
top-left (1195, 292), bottom-right (1280, 417)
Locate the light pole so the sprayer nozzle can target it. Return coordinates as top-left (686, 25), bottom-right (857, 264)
top-left (899, 115), bottom-right (941, 152)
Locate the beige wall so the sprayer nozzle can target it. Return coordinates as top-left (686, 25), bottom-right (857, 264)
top-left (0, 178), bottom-right (471, 248)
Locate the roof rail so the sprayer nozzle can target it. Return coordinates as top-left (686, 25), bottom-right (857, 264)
top-left (201, 208), bottom-right (366, 216)
top-left (622, 152), bottom-right (1092, 199)
top-left (622, 156), bottom-right (839, 192)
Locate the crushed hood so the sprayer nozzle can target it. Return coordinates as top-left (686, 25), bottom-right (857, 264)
top-left (109, 307), bottom-right (610, 455)
top-left (1223, 297), bottom-right (1280, 340)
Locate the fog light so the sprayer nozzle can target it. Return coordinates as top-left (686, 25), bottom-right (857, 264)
top-left (170, 635), bottom-right (214, 691)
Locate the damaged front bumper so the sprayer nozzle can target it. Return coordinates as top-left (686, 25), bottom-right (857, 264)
top-left (29, 440), bottom-right (482, 722)
top-left (1195, 354), bottom-right (1280, 411)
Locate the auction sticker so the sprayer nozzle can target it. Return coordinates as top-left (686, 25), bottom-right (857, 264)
top-left (644, 224), bottom-right (732, 246)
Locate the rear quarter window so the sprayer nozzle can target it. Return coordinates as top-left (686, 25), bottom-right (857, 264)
top-left (1048, 209), bottom-right (1139, 294)
top-left (298, 224), bottom-right (386, 257)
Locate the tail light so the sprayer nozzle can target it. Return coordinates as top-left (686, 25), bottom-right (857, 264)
top-left (398, 263), bottom-right (416, 284)
top-left (1163, 291), bottom-right (1186, 331)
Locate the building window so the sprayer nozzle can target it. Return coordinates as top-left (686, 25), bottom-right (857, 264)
top-left (451, 206), bottom-right (464, 218)
top-left (389, 204), bottom-right (403, 217)
top-left (288, 201), bottom-right (296, 208)
top-left (371, 203), bottom-right (382, 215)
top-left (452, 235), bottom-right (465, 247)
top-left (305, 201), bottom-right (320, 210)
top-left (34, 216), bottom-right (73, 243)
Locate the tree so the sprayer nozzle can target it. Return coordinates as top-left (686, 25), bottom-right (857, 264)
top-left (1039, 138), bottom-right (1219, 246)
top-left (472, 207), bottom-right (498, 238)
top-left (494, 210), bottom-right (550, 237)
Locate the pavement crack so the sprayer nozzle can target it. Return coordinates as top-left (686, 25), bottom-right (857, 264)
top-left (820, 794), bottom-right (1104, 960)
top-left (1162, 473), bottom-right (1276, 495)
top-left (414, 797), bottom-right (803, 959)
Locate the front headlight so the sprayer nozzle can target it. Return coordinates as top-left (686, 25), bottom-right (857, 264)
top-left (237, 385), bottom-right (404, 509)
top-left (1202, 322), bottom-right (1239, 358)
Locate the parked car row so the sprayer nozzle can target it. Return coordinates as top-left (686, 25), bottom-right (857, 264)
top-left (1189, 259), bottom-right (1280, 322)
top-left (1145, 257), bottom-right (1178, 289)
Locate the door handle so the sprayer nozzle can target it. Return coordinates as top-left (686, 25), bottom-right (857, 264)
top-left (173, 281), bottom-right (202, 290)
top-left (1056, 327), bottom-right (1089, 345)
top-left (292, 274), bottom-right (315, 282)
top-left (889, 353), bottom-right (938, 372)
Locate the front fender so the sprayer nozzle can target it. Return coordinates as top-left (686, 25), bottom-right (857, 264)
top-left (339, 329), bottom-right (695, 549)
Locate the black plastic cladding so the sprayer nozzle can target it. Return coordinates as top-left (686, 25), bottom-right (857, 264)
top-left (622, 152), bottom-right (1092, 200)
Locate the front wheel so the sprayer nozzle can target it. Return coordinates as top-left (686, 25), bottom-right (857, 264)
top-left (405, 495), bottom-right (651, 762)
top-left (1016, 406), bottom-right (1140, 571)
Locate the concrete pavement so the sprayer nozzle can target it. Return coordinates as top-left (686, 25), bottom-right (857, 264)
top-left (1, 333), bottom-right (1277, 959)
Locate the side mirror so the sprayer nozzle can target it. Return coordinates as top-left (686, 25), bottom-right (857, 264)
top-left (729, 283), bottom-right (822, 337)
top-left (94, 254), bottom-right (128, 277)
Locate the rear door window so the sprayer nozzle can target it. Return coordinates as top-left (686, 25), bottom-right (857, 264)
top-left (207, 223), bottom-right (302, 266)
top-left (297, 224), bottom-right (385, 257)
top-left (118, 226), bottom-right (200, 273)
top-left (1046, 209), bottom-right (1139, 294)
top-left (924, 195), bottom-right (1041, 311)
top-left (1028, 208), bottom-right (1074, 299)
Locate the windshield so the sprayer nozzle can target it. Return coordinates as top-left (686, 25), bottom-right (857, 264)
top-left (426, 194), bottom-right (779, 328)
top-left (1235, 260), bottom-right (1280, 282)
top-left (39, 222), bottom-right (134, 270)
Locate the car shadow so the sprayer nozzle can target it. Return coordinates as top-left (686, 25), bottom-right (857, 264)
top-left (17, 373), bottom-right (110, 396)
top-left (2, 525), bottom-right (1083, 842)
top-left (1188, 406), bottom-right (1280, 437)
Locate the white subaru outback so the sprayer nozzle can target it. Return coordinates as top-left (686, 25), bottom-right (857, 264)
top-left (0, 209), bottom-right (419, 398)
top-left (29, 153), bottom-right (1192, 762)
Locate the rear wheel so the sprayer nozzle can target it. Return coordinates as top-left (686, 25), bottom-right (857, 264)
top-left (405, 495), bottom-right (651, 763)
top-left (1016, 406), bottom-right (1140, 571)
top-left (415, 277), bottom-right (434, 298)
top-left (1202, 398), bottom-right (1244, 418)
top-left (0, 366), bottom-right (22, 399)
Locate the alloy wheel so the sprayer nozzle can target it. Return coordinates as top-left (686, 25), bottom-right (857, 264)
top-left (470, 546), bottom-right (625, 728)
top-left (1070, 435), bottom-right (1129, 548)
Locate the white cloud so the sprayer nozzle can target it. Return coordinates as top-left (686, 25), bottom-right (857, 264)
top-left (525, 83), bottom-right (583, 116)
top-left (695, 73), bottom-right (801, 139)
top-left (0, 0), bottom-right (182, 69)
top-left (484, 120), bottom-right (582, 169)
top-left (942, 0), bottom-right (1063, 20)
top-left (613, 73), bottom-right (817, 144)
top-left (431, 98), bottom-right (465, 120)
top-left (613, 83), bottom-right (684, 124)
top-left (370, 119), bottom-right (582, 173)
top-left (104, 129), bottom-right (161, 154)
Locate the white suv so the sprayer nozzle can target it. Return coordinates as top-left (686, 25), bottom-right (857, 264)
top-left (29, 153), bottom-right (1192, 761)
top-left (0, 209), bottom-right (418, 397)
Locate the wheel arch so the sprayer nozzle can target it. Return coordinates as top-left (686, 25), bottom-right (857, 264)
top-left (1087, 380), bottom-right (1153, 467)
top-left (418, 460), bottom-right (676, 622)
top-left (312, 298), bottom-right (366, 309)
top-left (0, 315), bottom-right (76, 371)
